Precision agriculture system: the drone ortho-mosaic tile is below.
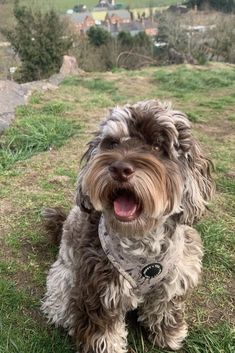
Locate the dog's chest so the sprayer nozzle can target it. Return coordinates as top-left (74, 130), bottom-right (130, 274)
top-left (98, 216), bottom-right (180, 295)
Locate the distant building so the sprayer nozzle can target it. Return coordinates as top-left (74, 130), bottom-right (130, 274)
top-left (96, 0), bottom-right (115, 9)
top-left (67, 2), bottom-right (158, 37)
top-left (67, 12), bottom-right (95, 32)
top-left (105, 19), bottom-right (158, 37)
top-left (130, 7), bottom-right (167, 20)
top-left (105, 9), bottom-right (131, 25)
top-left (92, 9), bottom-right (108, 22)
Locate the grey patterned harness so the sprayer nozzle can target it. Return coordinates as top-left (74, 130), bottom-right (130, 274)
top-left (98, 216), bottom-right (177, 294)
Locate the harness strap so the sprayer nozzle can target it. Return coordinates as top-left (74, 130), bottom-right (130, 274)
top-left (98, 216), bottom-right (177, 294)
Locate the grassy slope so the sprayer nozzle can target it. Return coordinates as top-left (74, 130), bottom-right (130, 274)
top-left (20, 0), bottom-right (178, 12)
top-left (0, 0), bottom-right (179, 18)
top-left (0, 63), bottom-right (234, 353)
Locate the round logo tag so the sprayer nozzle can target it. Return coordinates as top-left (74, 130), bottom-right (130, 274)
top-left (141, 263), bottom-right (162, 279)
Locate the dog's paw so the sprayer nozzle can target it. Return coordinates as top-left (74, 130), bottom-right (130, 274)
top-left (149, 321), bottom-right (188, 351)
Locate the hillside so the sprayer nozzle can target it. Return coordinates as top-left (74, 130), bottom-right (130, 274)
top-left (0, 64), bottom-right (234, 353)
top-left (2, 0), bottom-right (179, 13)
top-left (0, 0), bottom-right (178, 39)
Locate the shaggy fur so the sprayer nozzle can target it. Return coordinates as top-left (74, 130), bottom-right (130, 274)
top-left (42, 100), bottom-right (214, 353)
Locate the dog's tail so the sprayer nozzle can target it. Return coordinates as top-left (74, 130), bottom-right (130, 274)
top-left (42, 207), bottom-right (67, 245)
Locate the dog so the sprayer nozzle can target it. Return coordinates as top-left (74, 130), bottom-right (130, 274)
top-left (42, 100), bottom-right (214, 353)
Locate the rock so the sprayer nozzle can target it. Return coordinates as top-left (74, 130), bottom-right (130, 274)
top-left (0, 78), bottom-right (60, 134)
top-left (22, 80), bottom-right (59, 103)
top-left (185, 54), bottom-right (198, 65)
top-left (168, 48), bottom-right (185, 64)
top-left (59, 55), bottom-right (82, 75)
top-left (0, 80), bottom-right (26, 134)
top-left (0, 57), bottom-right (83, 134)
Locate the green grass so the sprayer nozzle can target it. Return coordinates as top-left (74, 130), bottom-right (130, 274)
top-left (128, 321), bottom-right (234, 353)
top-left (184, 323), bottom-right (235, 353)
top-left (0, 279), bottom-right (74, 353)
top-left (0, 64), bottom-right (234, 353)
top-left (199, 94), bottom-right (235, 110)
top-left (61, 77), bottom-right (116, 93)
top-left (186, 110), bottom-right (205, 123)
top-left (196, 220), bottom-right (234, 271)
top-left (61, 76), bottom-right (127, 106)
top-left (19, 0), bottom-right (178, 12)
top-left (154, 66), bottom-right (235, 98)
top-left (0, 103), bottom-right (80, 172)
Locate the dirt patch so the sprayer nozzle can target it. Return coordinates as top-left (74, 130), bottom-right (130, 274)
top-left (188, 270), bottom-right (234, 326)
top-left (197, 118), bottom-right (235, 141)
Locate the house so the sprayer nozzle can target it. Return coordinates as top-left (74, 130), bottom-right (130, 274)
top-left (130, 7), bottom-right (167, 20)
top-left (95, 0), bottom-right (114, 9)
top-left (105, 9), bottom-right (131, 25)
top-left (107, 21), bottom-right (143, 36)
top-left (142, 19), bottom-right (158, 37)
top-left (105, 19), bottom-right (158, 37)
top-left (67, 12), bottom-right (95, 32)
top-left (92, 9), bottom-right (108, 22)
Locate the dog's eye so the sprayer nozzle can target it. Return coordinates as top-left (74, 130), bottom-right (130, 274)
top-left (101, 137), bottom-right (120, 150)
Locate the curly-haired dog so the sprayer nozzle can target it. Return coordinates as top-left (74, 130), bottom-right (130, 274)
top-left (42, 100), bottom-right (214, 353)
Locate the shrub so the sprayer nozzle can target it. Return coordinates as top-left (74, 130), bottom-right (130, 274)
top-left (1, 2), bottom-right (72, 82)
top-left (87, 26), bottom-right (111, 47)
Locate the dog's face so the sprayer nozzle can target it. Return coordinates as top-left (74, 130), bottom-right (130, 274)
top-left (77, 100), bottom-right (214, 236)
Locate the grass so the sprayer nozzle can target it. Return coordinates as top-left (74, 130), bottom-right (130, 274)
top-left (154, 66), bottom-right (235, 98)
top-left (0, 279), bottom-right (74, 353)
top-left (19, 0), bottom-right (178, 12)
top-left (0, 63), bottom-right (234, 353)
top-left (0, 102), bottom-right (80, 172)
top-left (196, 220), bottom-right (234, 271)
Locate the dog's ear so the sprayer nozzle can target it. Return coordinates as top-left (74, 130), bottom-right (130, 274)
top-left (76, 135), bottom-right (101, 213)
top-left (172, 111), bottom-right (215, 224)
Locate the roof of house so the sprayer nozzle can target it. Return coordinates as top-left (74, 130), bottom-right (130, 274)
top-left (104, 20), bottom-right (158, 36)
top-left (92, 10), bottom-right (108, 21)
top-left (67, 12), bottom-right (94, 23)
top-left (142, 19), bottom-right (158, 29)
top-left (107, 9), bottom-right (131, 20)
top-left (106, 21), bottom-right (141, 35)
top-left (109, 20), bottom-right (157, 33)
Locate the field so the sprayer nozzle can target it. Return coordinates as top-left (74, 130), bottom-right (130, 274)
top-left (4, 0), bottom-right (179, 12)
top-left (0, 63), bottom-right (234, 353)
top-left (0, 0), bottom-right (179, 22)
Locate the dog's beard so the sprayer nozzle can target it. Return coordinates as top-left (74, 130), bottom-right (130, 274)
top-left (82, 151), bottom-right (183, 237)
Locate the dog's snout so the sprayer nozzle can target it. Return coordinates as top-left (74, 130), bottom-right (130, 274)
top-left (109, 161), bottom-right (134, 182)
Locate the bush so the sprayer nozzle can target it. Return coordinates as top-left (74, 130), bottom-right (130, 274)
top-left (87, 26), bottom-right (111, 47)
top-left (206, 15), bottom-right (235, 63)
top-left (186, 0), bottom-right (235, 13)
top-left (155, 12), bottom-right (235, 65)
top-left (1, 2), bottom-right (72, 82)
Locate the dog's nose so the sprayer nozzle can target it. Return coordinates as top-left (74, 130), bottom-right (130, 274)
top-left (109, 161), bottom-right (134, 182)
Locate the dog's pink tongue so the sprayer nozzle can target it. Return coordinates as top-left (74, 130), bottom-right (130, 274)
top-left (114, 196), bottom-right (137, 218)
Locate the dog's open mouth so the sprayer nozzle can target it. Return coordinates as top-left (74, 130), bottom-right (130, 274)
top-left (112, 189), bottom-right (141, 222)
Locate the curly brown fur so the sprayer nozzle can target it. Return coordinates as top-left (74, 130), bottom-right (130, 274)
top-left (42, 100), bottom-right (214, 353)
top-left (42, 207), bottom-right (67, 245)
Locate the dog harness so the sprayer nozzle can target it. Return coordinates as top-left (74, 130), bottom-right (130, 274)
top-left (98, 216), bottom-right (177, 295)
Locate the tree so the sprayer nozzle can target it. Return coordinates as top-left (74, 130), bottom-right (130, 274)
top-left (186, 0), bottom-right (235, 13)
top-left (117, 31), bottom-right (133, 47)
top-left (1, 2), bottom-right (72, 82)
top-left (87, 26), bottom-right (111, 47)
top-left (134, 32), bottom-right (152, 49)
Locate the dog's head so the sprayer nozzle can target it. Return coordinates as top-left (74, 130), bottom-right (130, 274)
top-left (77, 100), bottom-right (214, 236)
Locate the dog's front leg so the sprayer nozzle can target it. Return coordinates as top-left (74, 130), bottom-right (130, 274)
top-left (138, 290), bottom-right (187, 351)
top-left (138, 226), bottom-right (203, 350)
top-left (74, 275), bottom-right (137, 353)
top-left (76, 312), bottom-right (127, 353)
